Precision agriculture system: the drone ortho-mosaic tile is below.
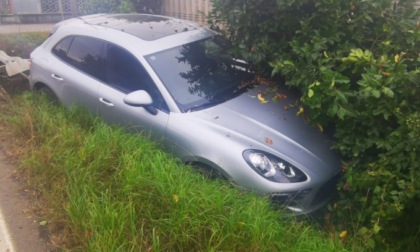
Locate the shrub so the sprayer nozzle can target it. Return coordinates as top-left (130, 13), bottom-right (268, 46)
top-left (209, 0), bottom-right (420, 250)
top-left (82, 0), bottom-right (135, 13)
top-left (82, 0), bottom-right (163, 14)
top-left (0, 32), bottom-right (48, 57)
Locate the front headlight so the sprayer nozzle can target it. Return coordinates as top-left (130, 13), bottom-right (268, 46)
top-left (243, 149), bottom-right (307, 183)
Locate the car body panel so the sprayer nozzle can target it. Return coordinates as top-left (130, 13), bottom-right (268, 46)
top-left (97, 84), bottom-right (169, 138)
top-left (165, 88), bottom-right (340, 192)
top-left (30, 44), bottom-right (101, 110)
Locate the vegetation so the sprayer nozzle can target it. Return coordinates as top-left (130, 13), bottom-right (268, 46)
top-left (209, 0), bottom-right (419, 250)
top-left (0, 93), bottom-right (347, 251)
top-left (0, 32), bottom-right (49, 58)
top-left (82, 0), bottom-right (163, 14)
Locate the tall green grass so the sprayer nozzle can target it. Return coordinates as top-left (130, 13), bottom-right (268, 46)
top-left (1, 92), bottom-right (347, 251)
top-left (0, 32), bottom-right (49, 58)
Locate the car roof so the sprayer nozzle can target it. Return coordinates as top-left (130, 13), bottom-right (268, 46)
top-left (53, 13), bottom-right (204, 41)
top-left (50, 13), bottom-right (216, 55)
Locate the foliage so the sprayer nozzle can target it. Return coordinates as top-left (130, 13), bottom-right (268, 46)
top-left (0, 32), bottom-right (49, 58)
top-left (82, 0), bottom-right (163, 14)
top-left (82, 0), bottom-right (134, 13)
top-left (210, 0), bottom-right (420, 250)
top-left (0, 93), bottom-right (347, 251)
top-left (131, 0), bottom-right (164, 13)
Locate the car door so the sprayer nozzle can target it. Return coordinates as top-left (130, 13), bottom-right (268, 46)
top-left (49, 36), bottom-right (106, 111)
top-left (97, 43), bottom-right (169, 139)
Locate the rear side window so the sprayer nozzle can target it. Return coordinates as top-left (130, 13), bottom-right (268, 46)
top-left (52, 36), bottom-right (106, 82)
top-left (52, 36), bottom-right (73, 60)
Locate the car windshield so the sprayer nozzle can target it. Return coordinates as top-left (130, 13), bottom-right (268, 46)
top-left (146, 36), bottom-right (254, 112)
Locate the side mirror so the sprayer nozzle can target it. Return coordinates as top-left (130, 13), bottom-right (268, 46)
top-left (123, 90), bottom-right (158, 115)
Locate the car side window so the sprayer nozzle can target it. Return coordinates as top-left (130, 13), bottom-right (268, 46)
top-left (107, 44), bottom-right (168, 112)
top-left (52, 36), bottom-right (73, 61)
top-left (54, 36), bottom-right (107, 82)
top-left (67, 37), bottom-right (107, 82)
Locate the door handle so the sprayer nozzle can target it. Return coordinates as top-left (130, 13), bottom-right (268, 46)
top-left (99, 97), bottom-right (114, 107)
top-left (51, 74), bottom-right (64, 81)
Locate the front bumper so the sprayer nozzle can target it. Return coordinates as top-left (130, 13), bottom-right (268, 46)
top-left (270, 173), bottom-right (340, 214)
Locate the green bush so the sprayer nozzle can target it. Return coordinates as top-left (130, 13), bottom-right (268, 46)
top-left (210, 0), bottom-right (420, 250)
top-left (0, 32), bottom-right (49, 58)
top-left (82, 0), bottom-right (163, 14)
top-left (82, 0), bottom-right (135, 14)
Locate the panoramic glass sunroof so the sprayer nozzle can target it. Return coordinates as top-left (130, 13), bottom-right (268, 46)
top-left (83, 14), bottom-right (198, 41)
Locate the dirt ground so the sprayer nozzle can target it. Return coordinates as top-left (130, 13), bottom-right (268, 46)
top-left (0, 76), bottom-right (50, 252)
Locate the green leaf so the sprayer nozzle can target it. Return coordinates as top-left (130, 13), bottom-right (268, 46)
top-left (342, 56), bottom-right (358, 62)
top-left (358, 227), bottom-right (369, 236)
top-left (373, 223), bottom-right (381, 234)
top-left (308, 89), bottom-right (314, 98)
top-left (337, 107), bottom-right (346, 119)
top-left (371, 89), bottom-right (381, 98)
top-left (283, 60), bottom-right (294, 66)
top-left (328, 104), bottom-right (339, 117)
top-left (382, 87), bottom-right (394, 98)
top-left (390, 190), bottom-right (398, 195)
top-left (355, 48), bottom-right (364, 58)
top-left (367, 238), bottom-right (376, 249)
top-left (330, 77), bottom-right (336, 87)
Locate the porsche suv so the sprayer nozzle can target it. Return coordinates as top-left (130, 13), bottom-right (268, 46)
top-left (30, 14), bottom-right (341, 213)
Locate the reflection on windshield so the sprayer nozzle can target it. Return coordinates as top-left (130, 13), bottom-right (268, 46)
top-left (146, 36), bottom-right (254, 112)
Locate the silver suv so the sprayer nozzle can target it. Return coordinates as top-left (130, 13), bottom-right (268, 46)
top-left (30, 14), bottom-right (341, 213)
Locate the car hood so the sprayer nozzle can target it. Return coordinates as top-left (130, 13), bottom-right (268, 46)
top-left (195, 85), bottom-right (341, 175)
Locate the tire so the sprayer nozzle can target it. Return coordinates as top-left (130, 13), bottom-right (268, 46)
top-left (37, 86), bottom-right (58, 103)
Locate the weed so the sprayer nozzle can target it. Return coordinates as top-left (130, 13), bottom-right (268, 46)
top-left (0, 32), bottom-right (48, 57)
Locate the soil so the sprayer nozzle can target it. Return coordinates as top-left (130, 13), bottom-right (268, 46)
top-left (0, 75), bottom-right (50, 252)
